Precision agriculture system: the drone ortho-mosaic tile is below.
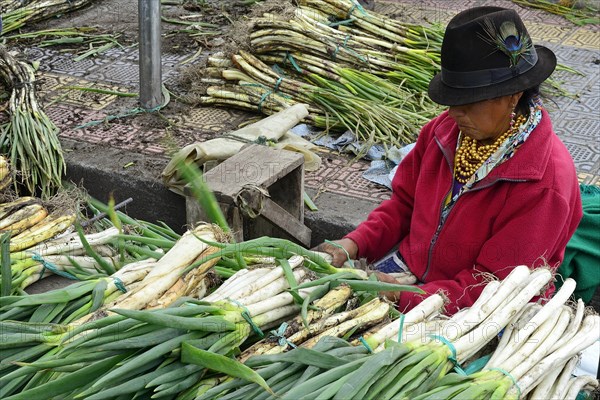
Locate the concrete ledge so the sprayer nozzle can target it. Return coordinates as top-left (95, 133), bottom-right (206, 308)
top-left (63, 139), bottom-right (188, 232)
top-left (305, 188), bottom-right (373, 246)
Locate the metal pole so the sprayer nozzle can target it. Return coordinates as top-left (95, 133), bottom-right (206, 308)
top-left (138, 0), bottom-right (162, 109)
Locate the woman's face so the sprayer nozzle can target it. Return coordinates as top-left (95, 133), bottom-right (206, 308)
top-left (448, 92), bottom-right (523, 145)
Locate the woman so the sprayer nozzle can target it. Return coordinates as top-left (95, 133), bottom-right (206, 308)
top-left (317, 6), bottom-right (582, 314)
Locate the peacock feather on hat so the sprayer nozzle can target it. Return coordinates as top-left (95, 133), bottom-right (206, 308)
top-left (478, 18), bottom-right (533, 68)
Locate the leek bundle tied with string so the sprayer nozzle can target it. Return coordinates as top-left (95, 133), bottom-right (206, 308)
top-left (0, 46), bottom-right (65, 197)
top-left (188, 266), bottom-right (599, 400)
top-left (0, 0), bottom-right (94, 35)
top-left (0, 255), bottom-right (330, 398)
top-left (196, 0), bottom-right (445, 152)
top-left (0, 193), bottom-right (185, 296)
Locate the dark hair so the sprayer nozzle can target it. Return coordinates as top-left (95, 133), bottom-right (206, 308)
top-left (516, 85), bottom-right (540, 117)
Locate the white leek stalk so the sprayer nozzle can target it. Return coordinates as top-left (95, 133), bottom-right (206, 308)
top-left (548, 355), bottom-right (581, 399)
top-left (549, 298), bottom-right (585, 354)
top-left (527, 358), bottom-right (568, 400)
top-left (494, 307), bottom-right (570, 373)
top-left (363, 293), bottom-right (445, 350)
top-left (486, 302), bottom-right (542, 367)
top-left (514, 314), bottom-right (600, 397)
top-left (104, 224), bottom-right (220, 311)
top-left (206, 255), bottom-right (304, 302)
top-left (454, 267), bottom-right (552, 363)
top-left (563, 375), bottom-right (599, 400)
top-left (204, 267), bottom-right (271, 301)
top-left (234, 267), bottom-right (308, 306)
top-left (23, 227), bottom-right (120, 257)
top-left (487, 277), bottom-right (576, 368)
top-left (448, 280), bottom-right (500, 329)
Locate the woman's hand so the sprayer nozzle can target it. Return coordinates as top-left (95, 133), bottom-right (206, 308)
top-left (312, 238), bottom-right (358, 267)
top-left (374, 271), bottom-right (402, 302)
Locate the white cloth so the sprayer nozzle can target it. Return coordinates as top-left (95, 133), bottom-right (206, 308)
top-left (574, 340), bottom-right (600, 378)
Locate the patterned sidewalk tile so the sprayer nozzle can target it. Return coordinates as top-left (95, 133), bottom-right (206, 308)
top-left (52, 106), bottom-right (171, 158)
top-left (305, 154), bottom-right (392, 202)
top-left (85, 60), bottom-right (179, 90)
top-left (85, 61), bottom-right (142, 88)
top-left (377, 0), bottom-right (582, 27)
top-left (378, 1), bottom-right (597, 48)
top-left (162, 53), bottom-right (194, 69)
top-left (46, 105), bottom-right (107, 132)
top-left (551, 69), bottom-right (596, 98)
top-left (47, 105), bottom-right (140, 154)
top-left (36, 51), bottom-right (113, 77)
top-left (578, 171), bottom-right (600, 186)
top-left (101, 46), bottom-right (139, 61)
top-left (24, 47), bottom-right (58, 65)
top-left (562, 141), bottom-right (600, 173)
top-left (549, 48), bottom-right (599, 116)
top-left (60, 79), bottom-right (126, 111)
top-left (377, 0), bottom-right (515, 10)
top-left (36, 73), bottom-right (68, 98)
top-left (564, 88), bottom-right (600, 117)
top-left (374, 1), bottom-right (456, 23)
top-left (177, 107), bottom-right (250, 133)
top-left (555, 115), bottom-right (600, 144)
top-left (563, 28), bottom-right (600, 49)
top-left (35, 72), bottom-right (131, 111)
top-left (507, 7), bottom-right (575, 26)
top-left (554, 46), bottom-right (600, 69)
top-left (525, 22), bottom-right (574, 45)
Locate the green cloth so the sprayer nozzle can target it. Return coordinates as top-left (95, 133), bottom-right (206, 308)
top-left (556, 184), bottom-right (600, 303)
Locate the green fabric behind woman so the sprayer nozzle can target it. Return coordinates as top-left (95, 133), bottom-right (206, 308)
top-left (557, 184), bottom-right (600, 303)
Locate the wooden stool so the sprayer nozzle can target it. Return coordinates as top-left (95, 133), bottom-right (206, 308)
top-left (184, 144), bottom-right (311, 247)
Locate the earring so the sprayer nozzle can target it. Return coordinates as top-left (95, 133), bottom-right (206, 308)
top-left (509, 110), bottom-right (516, 127)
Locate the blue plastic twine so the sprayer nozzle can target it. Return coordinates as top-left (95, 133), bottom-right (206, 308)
top-left (397, 313), bottom-right (405, 343)
top-left (430, 334), bottom-right (467, 376)
top-left (270, 322), bottom-right (296, 348)
top-left (113, 277), bottom-right (127, 293)
top-left (229, 298), bottom-right (264, 338)
top-left (358, 336), bottom-right (373, 353)
top-left (32, 253), bottom-right (78, 281)
top-left (490, 368), bottom-right (521, 399)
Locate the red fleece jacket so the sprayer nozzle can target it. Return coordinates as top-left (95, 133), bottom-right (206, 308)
top-left (345, 110), bottom-right (582, 314)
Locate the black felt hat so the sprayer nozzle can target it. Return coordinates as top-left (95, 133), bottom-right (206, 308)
top-left (428, 6), bottom-right (556, 106)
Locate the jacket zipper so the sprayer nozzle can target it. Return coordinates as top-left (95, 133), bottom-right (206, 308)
top-left (422, 136), bottom-right (526, 281)
top-left (422, 137), bottom-right (454, 281)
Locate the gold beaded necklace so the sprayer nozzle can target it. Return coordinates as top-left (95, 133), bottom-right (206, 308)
top-left (454, 114), bottom-right (526, 184)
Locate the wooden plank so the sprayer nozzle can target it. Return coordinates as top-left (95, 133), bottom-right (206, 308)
top-left (201, 145), bottom-right (304, 200)
top-left (259, 198), bottom-right (311, 247)
top-left (236, 186), bottom-right (311, 246)
top-left (185, 198), bottom-right (243, 242)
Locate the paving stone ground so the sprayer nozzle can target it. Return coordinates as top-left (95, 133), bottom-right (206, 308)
top-left (14, 0), bottom-right (600, 205)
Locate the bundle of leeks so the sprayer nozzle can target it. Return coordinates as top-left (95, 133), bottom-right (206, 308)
top-left (197, 0), bottom-right (445, 150)
top-left (0, 0), bottom-right (93, 35)
top-left (180, 265), bottom-right (599, 400)
top-left (0, 46), bottom-right (64, 197)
